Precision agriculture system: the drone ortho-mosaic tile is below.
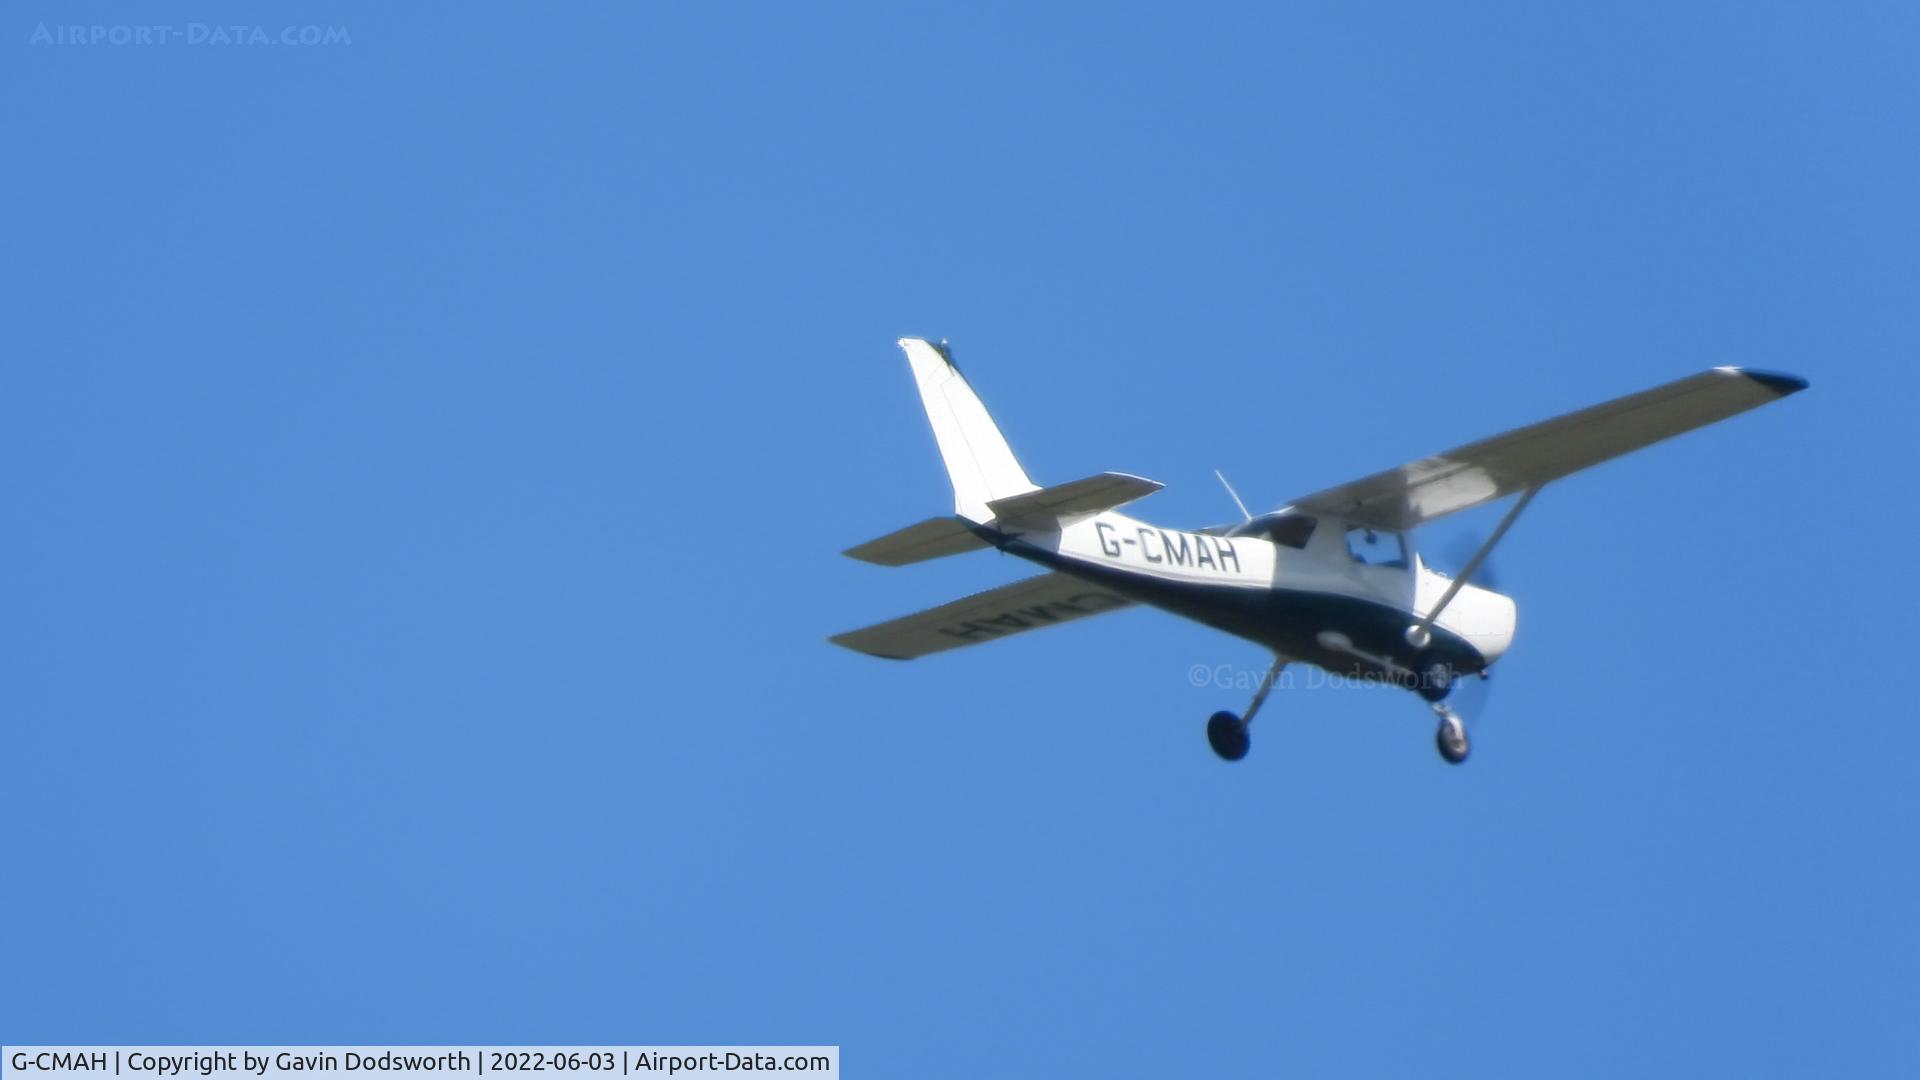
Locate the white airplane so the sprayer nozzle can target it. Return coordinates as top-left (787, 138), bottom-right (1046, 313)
top-left (833, 338), bottom-right (1807, 764)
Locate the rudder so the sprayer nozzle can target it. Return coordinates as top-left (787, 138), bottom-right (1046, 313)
top-left (898, 337), bottom-right (1037, 522)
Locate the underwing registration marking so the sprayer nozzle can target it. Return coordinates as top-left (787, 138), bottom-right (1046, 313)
top-left (936, 590), bottom-right (1129, 644)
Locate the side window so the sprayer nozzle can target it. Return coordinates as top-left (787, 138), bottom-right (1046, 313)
top-left (1266, 515), bottom-right (1317, 549)
top-left (1345, 527), bottom-right (1407, 568)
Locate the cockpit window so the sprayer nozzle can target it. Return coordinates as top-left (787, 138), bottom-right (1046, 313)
top-left (1345, 527), bottom-right (1408, 568)
top-left (1226, 512), bottom-right (1318, 547)
top-left (1266, 514), bottom-right (1317, 549)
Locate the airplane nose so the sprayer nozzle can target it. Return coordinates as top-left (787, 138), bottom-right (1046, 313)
top-left (1452, 583), bottom-right (1517, 665)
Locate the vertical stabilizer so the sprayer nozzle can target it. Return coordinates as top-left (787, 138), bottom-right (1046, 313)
top-left (898, 338), bottom-right (1038, 522)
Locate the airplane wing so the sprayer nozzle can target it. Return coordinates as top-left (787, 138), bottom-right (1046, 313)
top-left (1288, 367), bottom-right (1808, 531)
top-left (830, 572), bottom-right (1134, 660)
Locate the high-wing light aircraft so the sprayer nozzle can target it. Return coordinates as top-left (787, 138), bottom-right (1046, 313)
top-left (833, 338), bottom-right (1807, 764)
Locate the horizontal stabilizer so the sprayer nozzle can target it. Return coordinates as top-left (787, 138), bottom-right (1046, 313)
top-left (986, 472), bottom-right (1163, 530)
top-left (830, 572), bottom-right (1134, 660)
top-left (844, 517), bottom-right (991, 566)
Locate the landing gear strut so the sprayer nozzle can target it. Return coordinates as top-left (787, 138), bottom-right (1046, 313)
top-left (1414, 654), bottom-right (1454, 704)
top-left (1207, 657), bottom-right (1286, 762)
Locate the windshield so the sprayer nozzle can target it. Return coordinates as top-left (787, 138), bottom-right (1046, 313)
top-left (1227, 512), bottom-right (1317, 549)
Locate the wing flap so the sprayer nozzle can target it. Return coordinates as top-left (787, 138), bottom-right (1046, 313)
top-left (1291, 367), bottom-right (1808, 530)
top-left (830, 572), bottom-right (1134, 660)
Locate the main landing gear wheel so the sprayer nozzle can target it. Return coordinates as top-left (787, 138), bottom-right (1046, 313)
top-left (1205, 656), bottom-right (1286, 763)
top-left (1207, 711), bottom-right (1250, 762)
top-left (1435, 712), bottom-right (1470, 765)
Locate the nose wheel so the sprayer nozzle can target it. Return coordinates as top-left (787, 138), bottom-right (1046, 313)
top-left (1205, 656), bottom-right (1286, 762)
top-left (1434, 705), bottom-right (1470, 764)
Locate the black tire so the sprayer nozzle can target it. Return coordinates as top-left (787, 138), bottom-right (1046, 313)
top-left (1436, 721), bottom-right (1470, 764)
top-left (1206, 710), bottom-right (1250, 762)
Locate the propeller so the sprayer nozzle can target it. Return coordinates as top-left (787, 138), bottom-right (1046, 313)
top-left (1447, 660), bottom-right (1496, 729)
top-left (1440, 531), bottom-right (1502, 590)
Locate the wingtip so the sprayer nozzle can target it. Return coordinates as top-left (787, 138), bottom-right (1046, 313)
top-left (1742, 369), bottom-right (1811, 396)
top-left (827, 635), bottom-right (911, 661)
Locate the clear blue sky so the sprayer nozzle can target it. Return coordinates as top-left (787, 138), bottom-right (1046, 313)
top-left (4, 3), bottom-right (1915, 1075)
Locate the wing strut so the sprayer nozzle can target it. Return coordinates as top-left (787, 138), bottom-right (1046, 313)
top-left (1406, 487), bottom-right (1541, 650)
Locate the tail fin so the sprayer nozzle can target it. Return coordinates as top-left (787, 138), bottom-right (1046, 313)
top-left (898, 338), bottom-right (1038, 522)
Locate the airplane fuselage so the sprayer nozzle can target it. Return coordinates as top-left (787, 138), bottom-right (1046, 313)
top-left (985, 510), bottom-right (1516, 682)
